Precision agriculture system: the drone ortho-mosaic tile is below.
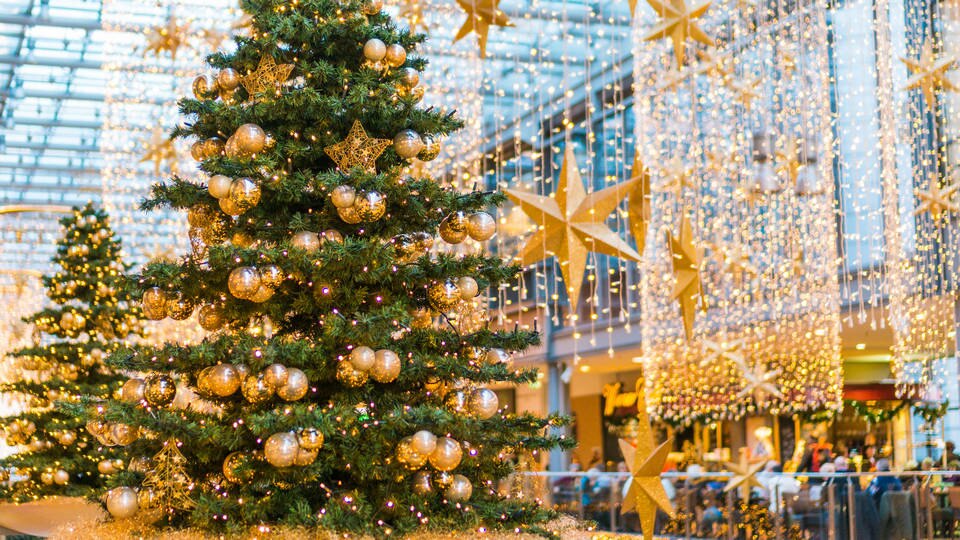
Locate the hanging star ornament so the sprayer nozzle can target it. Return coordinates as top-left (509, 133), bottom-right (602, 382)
top-left (324, 121), bottom-right (392, 173)
top-left (700, 335), bottom-right (746, 368)
top-left (914, 174), bottom-right (959, 221)
top-left (643, 0), bottom-right (714, 67)
top-left (400, 0), bottom-right (428, 33)
top-left (723, 452), bottom-right (766, 494)
top-left (506, 147), bottom-right (643, 312)
top-left (618, 378), bottom-right (675, 539)
top-left (666, 214), bottom-right (705, 341)
top-left (241, 55), bottom-right (295, 97)
top-left (733, 357), bottom-right (783, 404)
top-left (454, 0), bottom-right (513, 58)
top-left (144, 16), bottom-right (189, 60)
top-left (901, 38), bottom-right (958, 112)
top-left (627, 151), bottom-right (652, 255)
top-left (775, 137), bottom-right (805, 187)
top-left (139, 128), bottom-right (179, 176)
top-left (731, 76), bottom-right (761, 112)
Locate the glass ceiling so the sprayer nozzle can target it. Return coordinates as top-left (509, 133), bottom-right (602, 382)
top-left (0, 0), bottom-right (633, 279)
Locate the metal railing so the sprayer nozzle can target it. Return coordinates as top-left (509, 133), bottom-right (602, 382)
top-left (515, 470), bottom-right (960, 539)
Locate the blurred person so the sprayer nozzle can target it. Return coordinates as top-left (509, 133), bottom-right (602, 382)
top-left (867, 459), bottom-right (902, 504)
top-left (758, 461), bottom-right (800, 513)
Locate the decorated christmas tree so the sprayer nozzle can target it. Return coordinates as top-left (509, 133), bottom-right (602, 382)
top-left (0, 204), bottom-right (139, 501)
top-left (88, 0), bottom-right (571, 536)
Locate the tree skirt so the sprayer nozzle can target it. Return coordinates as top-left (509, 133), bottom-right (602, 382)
top-left (0, 497), bottom-right (104, 537)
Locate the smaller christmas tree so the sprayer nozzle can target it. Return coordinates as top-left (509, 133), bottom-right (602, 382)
top-left (0, 204), bottom-right (140, 501)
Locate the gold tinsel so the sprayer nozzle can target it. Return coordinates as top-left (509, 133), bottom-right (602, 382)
top-left (52, 516), bottom-right (605, 539)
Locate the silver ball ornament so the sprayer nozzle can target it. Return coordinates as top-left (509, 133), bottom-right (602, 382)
top-left (291, 231), bottom-right (320, 251)
top-left (216, 68), bottom-right (241, 91)
top-left (393, 129), bottom-right (424, 160)
top-left (412, 471), bottom-right (433, 495)
top-left (457, 276), bottom-right (479, 299)
top-left (466, 212), bottom-right (497, 241)
top-left (429, 437), bottom-right (463, 472)
top-left (446, 474), bottom-right (472, 501)
top-left (354, 190), bottom-right (387, 221)
top-left (350, 346), bottom-right (376, 371)
top-left (411, 430), bottom-right (437, 455)
top-left (106, 487), bottom-right (139, 518)
top-left (264, 431), bottom-right (299, 468)
top-left (370, 349), bottom-right (401, 383)
top-left (469, 388), bottom-right (500, 419)
top-left (277, 367), bottom-right (309, 401)
top-left (228, 266), bottom-right (262, 300)
top-left (363, 38), bottom-right (386, 62)
top-left (330, 185), bottom-right (357, 208)
top-left (263, 363), bottom-right (289, 388)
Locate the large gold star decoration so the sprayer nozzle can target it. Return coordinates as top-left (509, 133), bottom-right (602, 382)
top-left (733, 357), bottom-right (783, 404)
top-left (730, 76), bottom-right (761, 112)
top-left (901, 39), bottom-right (958, 112)
top-left (139, 128), bottom-right (179, 176)
top-left (400, 0), bottom-right (428, 33)
top-left (775, 137), bottom-right (804, 187)
top-left (242, 55), bottom-right (295, 98)
top-left (618, 378), bottom-right (674, 539)
top-left (914, 174), bottom-right (959, 221)
top-left (723, 452), bottom-right (766, 494)
top-left (506, 147), bottom-right (643, 312)
top-left (144, 16), bottom-right (189, 60)
top-left (666, 214), bottom-right (704, 340)
top-left (699, 334), bottom-right (745, 368)
top-left (454, 0), bottom-right (513, 58)
top-left (642, 0), bottom-right (714, 67)
top-left (324, 121), bottom-right (392, 173)
top-left (627, 151), bottom-right (652, 255)
top-left (200, 28), bottom-right (229, 50)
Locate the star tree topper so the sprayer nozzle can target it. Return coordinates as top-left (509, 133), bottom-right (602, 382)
top-left (643, 0), bottom-right (714, 67)
top-left (618, 378), bottom-right (675, 539)
top-left (324, 121), bottom-right (392, 173)
top-left (506, 147), bottom-right (643, 312)
top-left (454, 0), bottom-right (514, 58)
top-left (241, 55), bottom-right (295, 97)
top-left (667, 213), bottom-right (705, 340)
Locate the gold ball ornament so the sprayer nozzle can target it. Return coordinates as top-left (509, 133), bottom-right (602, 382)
top-left (228, 266), bottom-right (262, 300)
top-left (128, 457), bottom-right (152, 474)
top-left (337, 205), bottom-right (363, 224)
top-left (216, 68), bottom-right (241, 91)
top-left (121, 378), bottom-right (146, 403)
top-left (219, 196), bottom-right (243, 217)
top-left (363, 38), bottom-right (387, 62)
top-left (208, 175), bottom-right (234, 199)
top-left (141, 287), bottom-right (167, 320)
top-left (434, 470), bottom-right (454, 489)
top-left (206, 364), bottom-right (241, 397)
top-left (228, 177), bottom-right (261, 210)
top-left (191, 140), bottom-right (207, 161)
top-left (54, 469), bottom-right (69, 485)
top-left (230, 230), bottom-right (254, 247)
top-left (137, 488), bottom-right (158, 510)
top-left (241, 374), bottom-right (274, 404)
top-left (105, 487), bottom-right (139, 519)
top-left (291, 231), bottom-right (320, 251)
top-left (320, 229), bottom-right (344, 243)
top-left (277, 368), bottom-right (309, 401)
top-left (40, 471), bottom-right (54, 485)
top-left (371, 349), bottom-right (401, 383)
top-left (336, 361), bottom-right (369, 388)
top-left (259, 265), bottom-right (284, 288)
top-left (445, 389), bottom-right (469, 413)
top-left (384, 44), bottom-right (407, 68)
top-left (223, 451), bottom-right (255, 483)
top-left (98, 460), bottom-right (116, 475)
top-left (350, 346), bottom-right (376, 371)
top-left (294, 446), bottom-right (318, 466)
top-left (418, 134), bottom-right (441, 161)
top-left (362, 0), bottom-right (383, 15)
top-left (58, 430), bottom-right (77, 446)
top-left (109, 423), bottom-right (139, 446)
top-left (484, 348), bottom-right (510, 364)
top-left (469, 388), bottom-right (499, 419)
top-left (298, 428), bottom-right (324, 450)
top-left (192, 74), bottom-right (217, 98)
top-left (198, 304), bottom-right (224, 331)
top-left (411, 308), bottom-right (434, 329)
top-left (466, 211), bottom-right (497, 241)
top-left (203, 137), bottom-right (225, 158)
top-left (412, 471), bottom-right (433, 495)
top-left (393, 129), bottom-right (423, 160)
top-left (264, 431), bottom-right (299, 468)
top-left (411, 430), bottom-right (437, 455)
top-left (428, 280), bottom-right (461, 311)
top-left (330, 185), bottom-right (357, 208)
top-left (446, 474), bottom-right (472, 501)
top-left (262, 363), bottom-right (288, 389)
top-left (457, 276), bottom-right (479, 299)
top-left (249, 284), bottom-right (275, 303)
top-left (429, 437), bottom-right (463, 472)
top-left (354, 190), bottom-right (387, 221)
top-left (234, 124), bottom-right (267, 155)
top-left (396, 437), bottom-right (429, 469)
top-left (399, 67), bottom-right (420, 88)
top-left (438, 212), bottom-right (469, 244)
top-left (144, 375), bottom-right (177, 407)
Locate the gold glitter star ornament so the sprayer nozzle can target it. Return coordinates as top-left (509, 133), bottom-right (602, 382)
top-left (723, 452), bottom-right (766, 494)
top-left (242, 55), bottom-right (295, 97)
top-left (324, 121), bottom-right (392, 173)
top-left (643, 0), bottom-right (713, 67)
top-left (505, 147), bottom-right (643, 312)
top-left (618, 378), bottom-right (674, 540)
top-left (901, 39), bottom-right (958, 111)
top-left (454, 0), bottom-right (514, 57)
top-left (144, 16), bottom-right (189, 60)
top-left (667, 214), bottom-right (705, 341)
top-left (140, 128), bottom-right (179, 176)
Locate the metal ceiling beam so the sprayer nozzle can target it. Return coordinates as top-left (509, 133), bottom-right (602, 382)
top-left (0, 14), bottom-right (105, 31)
top-left (0, 164), bottom-right (99, 174)
top-left (0, 88), bottom-right (166, 105)
top-left (0, 182), bottom-right (100, 192)
top-left (7, 117), bottom-right (102, 129)
top-left (4, 141), bottom-right (98, 152)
